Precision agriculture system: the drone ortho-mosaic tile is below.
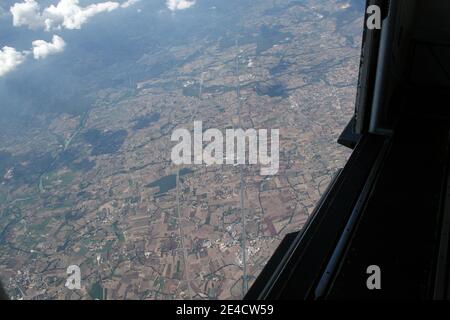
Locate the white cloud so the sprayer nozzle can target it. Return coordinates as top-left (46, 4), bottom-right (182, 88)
top-left (10, 0), bottom-right (44, 30)
top-left (4, 0), bottom-right (140, 76)
top-left (32, 35), bottom-right (66, 59)
top-left (0, 46), bottom-right (26, 77)
top-left (10, 0), bottom-right (138, 31)
top-left (44, 0), bottom-right (119, 30)
top-left (0, 35), bottom-right (67, 76)
top-left (166, 0), bottom-right (196, 11)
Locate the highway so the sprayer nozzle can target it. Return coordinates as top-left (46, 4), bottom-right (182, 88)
top-left (176, 168), bottom-right (193, 299)
top-left (235, 43), bottom-right (248, 296)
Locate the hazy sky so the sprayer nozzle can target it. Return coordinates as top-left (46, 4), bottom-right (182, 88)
top-left (0, 0), bottom-right (198, 77)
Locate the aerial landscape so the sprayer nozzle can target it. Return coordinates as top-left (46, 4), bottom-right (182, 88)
top-left (0, 0), bottom-right (364, 299)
